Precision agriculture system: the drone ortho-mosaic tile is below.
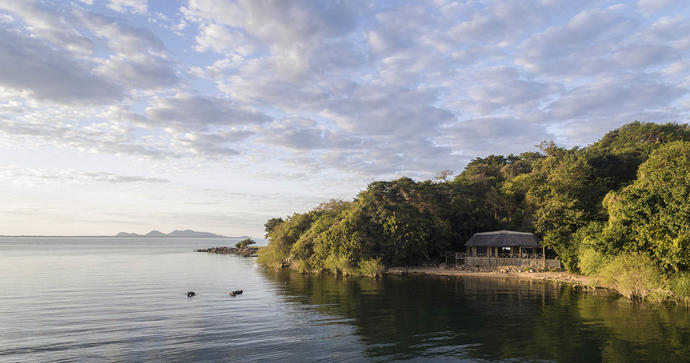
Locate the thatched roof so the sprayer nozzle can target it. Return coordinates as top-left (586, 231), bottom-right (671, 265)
top-left (464, 230), bottom-right (541, 248)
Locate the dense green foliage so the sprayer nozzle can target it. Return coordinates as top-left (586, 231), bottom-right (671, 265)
top-left (577, 247), bottom-right (609, 277)
top-left (263, 218), bottom-right (284, 238)
top-left (595, 141), bottom-right (690, 272)
top-left (259, 122), bottom-right (690, 287)
top-left (597, 253), bottom-right (663, 300)
top-left (670, 273), bottom-right (690, 306)
top-left (358, 258), bottom-right (385, 278)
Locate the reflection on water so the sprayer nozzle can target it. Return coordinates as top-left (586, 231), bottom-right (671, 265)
top-left (261, 269), bottom-right (690, 362)
top-left (1, 238), bottom-right (689, 362)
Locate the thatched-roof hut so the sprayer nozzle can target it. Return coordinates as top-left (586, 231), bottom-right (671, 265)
top-left (465, 230), bottom-right (540, 248)
top-left (464, 230), bottom-right (560, 268)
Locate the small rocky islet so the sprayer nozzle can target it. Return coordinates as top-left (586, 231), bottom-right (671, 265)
top-left (195, 246), bottom-right (258, 257)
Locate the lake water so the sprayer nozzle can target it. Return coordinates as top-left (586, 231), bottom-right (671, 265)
top-left (1, 237), bottom-right (689, 362)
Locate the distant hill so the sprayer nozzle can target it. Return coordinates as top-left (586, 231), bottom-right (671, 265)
top-left (115, 229), bottom-right (229, 238)
top-left (115, 232), bottom-right (139, 237)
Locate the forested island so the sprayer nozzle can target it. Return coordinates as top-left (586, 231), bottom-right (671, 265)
top-left (258, 122), bottom-right (690, 303)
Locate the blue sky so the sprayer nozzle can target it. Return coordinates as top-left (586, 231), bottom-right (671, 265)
top-left (0, 0), bottom-right (689, 237)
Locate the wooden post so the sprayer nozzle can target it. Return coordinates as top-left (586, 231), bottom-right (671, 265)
top-left (543, 246), bottom-right (546, 268)
top-left (519, 246), bottom-right (522, 259)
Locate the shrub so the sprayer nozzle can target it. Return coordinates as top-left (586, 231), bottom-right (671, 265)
top-left (323, 255), bottom-right (354, 276)
top-left (359, 258), bottom-right (385, 278)
top-left (670, 273), bottom-right (690, 306)
top-left (598, 253), bottom-right (662, 299)
top-left (257, 243), bottom-right (284, 270)
top-left (646, 289), bottom-right (671, 304)
top-left (577, 248), bottom-right (609, 276)
top-left (235, 238), bottom-right (256, 249)
top-left (597, 141), bottom-right (690, 273)
top-left (294, 259), bottom-right (311, 274)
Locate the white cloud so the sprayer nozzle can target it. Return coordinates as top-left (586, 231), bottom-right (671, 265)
top-left (0, 166), bottom-right (169, 185)
top-left (76, 11), bottom-right (179, 90)
top-left (183, 0), bottom-right (359, 45)
top-left (144, 94), bottom-right (270, 130)
top-left (108, 0), bottom-right (147, 14)
top-left (547, 74), bottom-right (686, 120)
top-left (258, 118), bottom-right (364, 150)
top-left (1, 0), bottom-right (690, 235)
top-left (194, 23), bottom-right (255, 55)
top-left (440, 118), bottom-right (551, 156)
top-left (0, 28), bottom-right (123, 104)
top-left (0, 0), bottom-right (93, 54)
top-left (637, 0), bottom-right (680, 14)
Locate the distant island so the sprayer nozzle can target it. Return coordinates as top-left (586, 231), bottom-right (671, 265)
top-left (115, 229), bottom-right (237, 238)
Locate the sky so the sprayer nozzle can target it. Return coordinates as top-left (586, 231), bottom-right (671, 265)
top-left (0, 0), bottom-right (689, 237)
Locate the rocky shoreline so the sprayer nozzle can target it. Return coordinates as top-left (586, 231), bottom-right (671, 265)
top-left (386, 265), bottom-right (594, 287)
top-left (195, 246), bottom-right (259, 257)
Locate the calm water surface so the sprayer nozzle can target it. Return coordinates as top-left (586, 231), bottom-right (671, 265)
top-left (1, 237), bottom-right (689, 362)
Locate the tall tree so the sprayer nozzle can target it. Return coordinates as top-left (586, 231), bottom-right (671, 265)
top-left (596, 141), bottom-right (690, 273)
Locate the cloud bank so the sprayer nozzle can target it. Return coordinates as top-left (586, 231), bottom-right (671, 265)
top-left (1, 0), bottom-right (689, 235)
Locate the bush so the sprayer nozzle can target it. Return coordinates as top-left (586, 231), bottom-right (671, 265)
top-left (670, 273), bottom-right (690, 306)
top-left (235, 238), bottom-right (256, 249)
top-left (577, 248), bottom-right (609, 276)
top-left (359, 258), bottom-right (385, 278)
top-left (598, 253), bottom-right (662, 299)
top-left (257, 243), bottom-right (284, 270)
top-left (294, 259), bottom-right (311, 274)
top-left (597, 141), bottom-right (690, 273)
top-left (646, 289), bottom-right (671, 304)
top-left (323, 255), bottom-right (354, 276)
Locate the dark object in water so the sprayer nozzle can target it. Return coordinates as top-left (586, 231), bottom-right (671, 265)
top-left (229, 290), bottom-right (243, 297)
top-left (187, 291), bottom-right (196, 297)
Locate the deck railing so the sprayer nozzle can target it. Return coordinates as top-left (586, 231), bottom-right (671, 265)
top-left (443, 251), bottom-right (465, 266)
top-left (442, 250), bottom-right (561, 268)
top-left (464, 256), bottom-right (561, 268)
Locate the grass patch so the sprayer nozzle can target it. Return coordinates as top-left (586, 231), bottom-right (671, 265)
top-left (359, 258), bottom-right (385, 278)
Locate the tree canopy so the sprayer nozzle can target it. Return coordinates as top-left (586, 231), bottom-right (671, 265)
top-left (235, 238), bottom-right (256, 249)
top-left (595, 141), bottom-right (690, 273)
top-left (259, 122), bottom-right (690, 275)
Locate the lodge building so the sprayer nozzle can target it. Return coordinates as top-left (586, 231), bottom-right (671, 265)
top-left (464, 230), bottom-right (561, 268)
